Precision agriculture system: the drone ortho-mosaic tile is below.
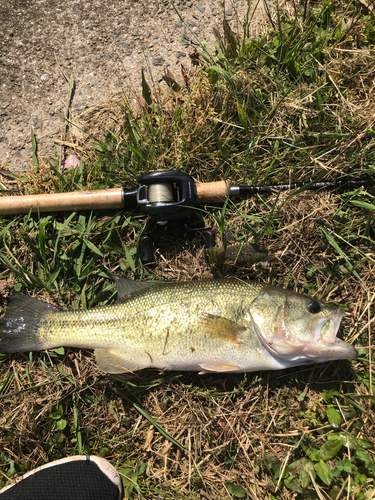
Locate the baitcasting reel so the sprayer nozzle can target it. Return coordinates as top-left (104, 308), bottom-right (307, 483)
top-left (135, 171), bottom-right (215, 264)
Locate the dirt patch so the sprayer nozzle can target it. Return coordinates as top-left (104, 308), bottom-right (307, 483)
top-left (0, 0), bottom-right (273, 172)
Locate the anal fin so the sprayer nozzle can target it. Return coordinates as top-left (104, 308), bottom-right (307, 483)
top-left (94, 348), bottom-right (141, 374)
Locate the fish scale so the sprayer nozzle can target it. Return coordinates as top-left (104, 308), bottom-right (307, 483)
top-left (0, 278), bottom-right (357, 374)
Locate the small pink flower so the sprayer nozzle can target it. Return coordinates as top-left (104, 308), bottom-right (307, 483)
top-left (60, 153), bottom-right (80, 171)
top-left (136, 97), bottom-right (148, 112)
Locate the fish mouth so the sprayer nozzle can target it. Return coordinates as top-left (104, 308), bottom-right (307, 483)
top-left (256, 307), bottom-right (357, 362)
top-left (313, 309), bottom-right (344, 345)
top-left (307, 309), bottom-right (358, 360)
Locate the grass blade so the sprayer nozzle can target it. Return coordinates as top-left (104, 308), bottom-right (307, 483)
top-left (320, 227), bottom-right (364, 285)
top-left (31, 128), bottom-right (38, 166)
top-left (132, 402), bottom-right (186, 451)
top-left (114, 387), bottom-right (185, 451)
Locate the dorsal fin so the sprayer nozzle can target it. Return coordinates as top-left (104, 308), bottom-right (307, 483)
top-left (113, 275), bottom-right (157, 302)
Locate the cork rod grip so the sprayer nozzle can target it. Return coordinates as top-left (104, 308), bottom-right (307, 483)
top-left (195, 180), bottom-right (230, 203)
top-left (0, 188), bottom-right (124, 215)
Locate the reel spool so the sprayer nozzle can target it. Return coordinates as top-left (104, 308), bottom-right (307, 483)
top-left (137, 171), bottom-right (197, 221)
top-left (148, 183), bottom-right (174, 204)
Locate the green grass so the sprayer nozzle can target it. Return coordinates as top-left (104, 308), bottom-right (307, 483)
top-left (0, 1), bottom-right (375, 499)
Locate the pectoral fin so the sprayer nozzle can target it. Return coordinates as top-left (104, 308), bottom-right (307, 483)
top-left (199, 314), bottom-right (245, 344)
top-left (95, 348), bottom-right (141, 374)
top-left (198, 361), bottom-right (240, 374)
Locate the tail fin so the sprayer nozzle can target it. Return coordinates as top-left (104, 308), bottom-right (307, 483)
top-left (0, 293), bottom-right (58, 353)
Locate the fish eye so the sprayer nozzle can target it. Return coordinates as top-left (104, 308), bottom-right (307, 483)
top-left (307, 301), bottom-right (321, 314)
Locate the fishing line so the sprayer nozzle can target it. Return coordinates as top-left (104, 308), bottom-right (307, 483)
top-left (148, 183), bottom-right (174, 203)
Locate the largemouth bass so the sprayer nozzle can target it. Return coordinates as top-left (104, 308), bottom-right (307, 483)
top-left (0, 278), bottom-right (357, 374)
top-left (206, 242), bottom-right (268, 264)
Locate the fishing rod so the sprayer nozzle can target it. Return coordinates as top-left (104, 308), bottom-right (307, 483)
top-left (0, 170), bottom-right (373, 217)
top-left (1, 171), bottom-right (373, 263)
